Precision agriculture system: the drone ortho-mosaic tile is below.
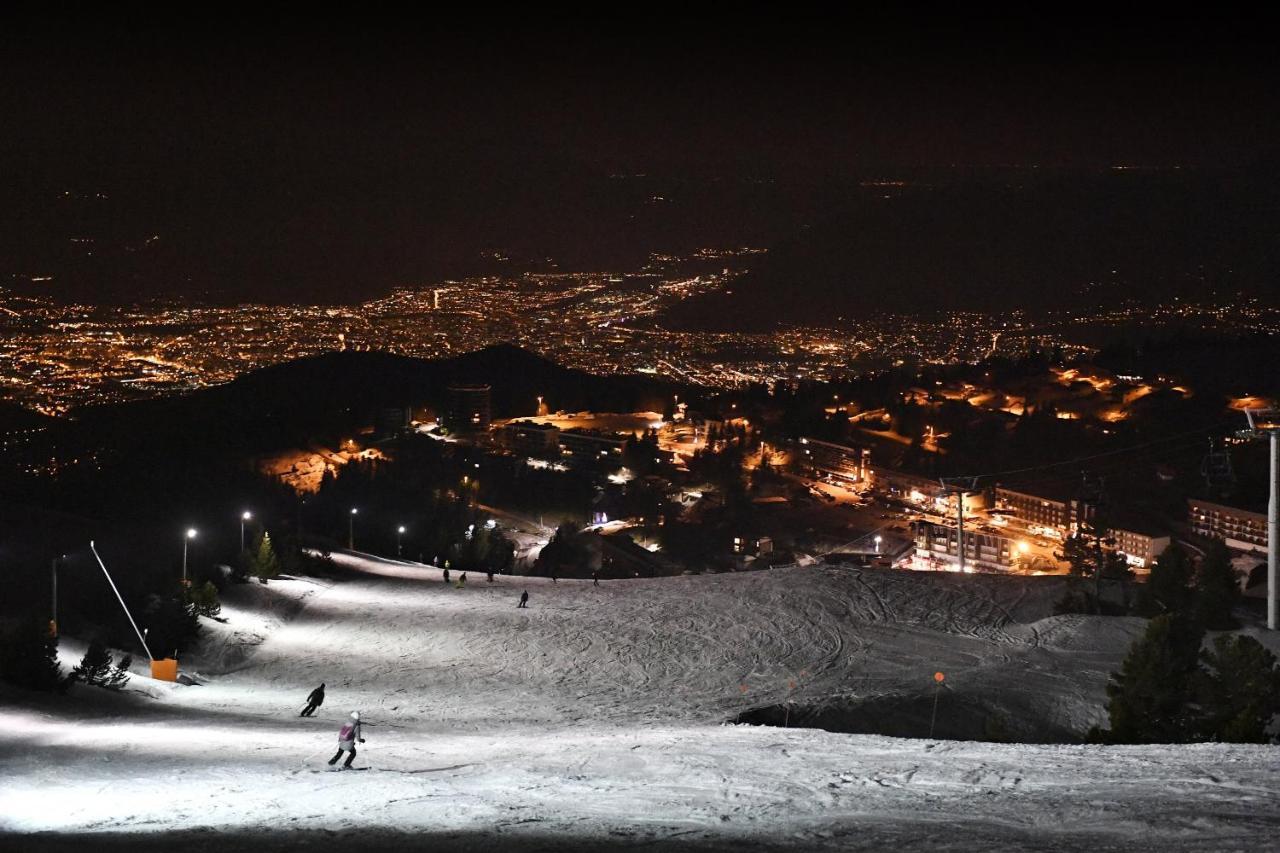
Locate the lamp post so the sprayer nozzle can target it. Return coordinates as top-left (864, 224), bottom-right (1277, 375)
top-left (349, 508), bottom-right (358, 551)
top-left (240, 510), bottom-right (252, 553)
top-left (183, 528), bottom-right (197, 585)
top-left (1245, 408), bottom-right (1280, 630)
top-left (51, 555), bottom-right (62, 637)
top-left (397, 525), bottom-right (406, 557)
top-left (873, 534), bottom-right (882, 554)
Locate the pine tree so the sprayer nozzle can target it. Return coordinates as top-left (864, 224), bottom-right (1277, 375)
top-left (1198, 634), bottom-right (1280, 743)
top-left (71, 642), bottom-right (131, 690)
top-left (0, 618), bottom-right (67, 692)
top-left (1100, 613), bottom-right (1203, 743)
top-left (1139, 543), bottom-right (1193, 616)
top-left (144, 592), bottom-right (201, 657)
top-left (106, 654), bottom-right (133, 690)
top-left (187, 580), bottom-right (222, 618)
top-left (71, 641), bottom-right (114, 686)
top-left (1193, 539), bottom-right (1240, 630)
top-left (251, 531), bottom-right (281, 583)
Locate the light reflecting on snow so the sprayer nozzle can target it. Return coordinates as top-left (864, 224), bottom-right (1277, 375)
top-left (2, 551), bottom-right (1278, 848)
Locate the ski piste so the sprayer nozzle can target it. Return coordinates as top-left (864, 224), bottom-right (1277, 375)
top-left (5, 550), bottom-right (1278, 851)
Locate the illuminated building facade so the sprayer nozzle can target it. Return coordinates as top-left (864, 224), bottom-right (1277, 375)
top-left (1188, 497), bottom-right (1267, 553)
top-left (793, 437), bottom-right (870, 486)
top-left (994, 485), bottom-right (1092, 535)
top-left (445, 384), bottom-right (492, 433)
top-left (911, 521), bottom-right (1015, 572)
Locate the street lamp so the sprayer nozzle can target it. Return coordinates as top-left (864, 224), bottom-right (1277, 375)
top-left (240, 510), bottom-right (252, 553)
top-left (873, 534), bottom-right (882, 553)
top-left (349, 508), bottom-right (358, 551)
top-left (397, 525), bottom-right (406, 557)
top-left (1245, 408), bottom-right (1280, 630)
top-left (183, 528), bottom-right (197, 585)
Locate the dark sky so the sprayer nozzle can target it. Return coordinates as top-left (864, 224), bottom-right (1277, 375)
top-left (2, 12), bottom-right (1277, 305)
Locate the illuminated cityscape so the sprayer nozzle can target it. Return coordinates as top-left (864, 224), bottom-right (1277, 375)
top-left (5, 254), bottom-right (1275, 416)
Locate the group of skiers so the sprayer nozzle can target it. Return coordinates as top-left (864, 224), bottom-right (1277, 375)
top-left (299, 569), bottom-right (560, 769)
top-left (298, 683), bottom-right (365, 769)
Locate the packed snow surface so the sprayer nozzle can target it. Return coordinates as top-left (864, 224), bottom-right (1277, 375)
top-left (2, 554), bottom-right (1277, 852)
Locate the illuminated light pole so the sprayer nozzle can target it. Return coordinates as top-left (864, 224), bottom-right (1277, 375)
top-left (240, 510), bottom-right (252, 553)
top-left (183, 528), bottom-right (197, 585)
top-left (349, 508), bottom-right (358, 551)
top-left (397, 525), bottom-right (406, 557)
top-left (1245, 408), bottom-right (1280, 630)
top-left (873, 534), bottom-right (882, 554)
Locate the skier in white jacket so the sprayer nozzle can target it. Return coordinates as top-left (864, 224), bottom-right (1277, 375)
top-left (327, 711), bottom-right (365, 769)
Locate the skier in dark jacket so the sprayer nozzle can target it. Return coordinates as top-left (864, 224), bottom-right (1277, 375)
top-left (518, 590), bottom-right (529, 608)
top-left (443, 567), bottom-right (450, 584)
top-left (300, 683), bottom-right (325, 717)
top-left (327, 711), bottom-right (365, 769)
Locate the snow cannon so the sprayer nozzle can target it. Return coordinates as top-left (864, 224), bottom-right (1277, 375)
top-left (88, 541), bottom-right (178, 683)
top-left (150, 658), bottom-right (179, 682)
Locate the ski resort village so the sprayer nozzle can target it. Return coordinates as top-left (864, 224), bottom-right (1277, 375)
top-left (2, 347), bottom-right (1280, 852)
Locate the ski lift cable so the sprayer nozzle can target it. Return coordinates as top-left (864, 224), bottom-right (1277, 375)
top-left (950, 417), bottom-right (1235, 484)
top-left (991, 434), bottom-right (1223, 491)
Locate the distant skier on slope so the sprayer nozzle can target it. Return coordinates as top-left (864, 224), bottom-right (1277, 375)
top-left (327, 711), bottom-right (365, 770)
top-left (300, 683), bottom-right (325, 717)
top-left (458, 572), bottom-right (467, 587)
top-left (518, 590), bottom-right (529, 608)
top-left (592, 570), bottom-right (599, 587)
top-left (443, 567), bottom-right (450, 584)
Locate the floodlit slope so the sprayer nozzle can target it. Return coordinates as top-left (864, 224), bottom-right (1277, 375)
top-left (2, 554), bottom-right (1277, 852)
top-left (181, 555), bottom-right (1129, 739)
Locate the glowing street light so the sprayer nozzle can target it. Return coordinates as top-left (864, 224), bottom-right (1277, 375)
top-left (873, 534), bottom-right (882, 553)
top-left (182, 528), bottom-right (197, 585)
top-left (397, 525), bottom-right (406, 557)
top-left (349, 507), bottom-right (358, 551)
top-left (240, 510), bottom-right (252, 553)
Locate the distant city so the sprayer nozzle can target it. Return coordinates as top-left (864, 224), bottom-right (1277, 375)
top-left (5, 246), bottom-right (1277, 416)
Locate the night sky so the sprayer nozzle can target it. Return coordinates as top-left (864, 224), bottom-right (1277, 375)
top-left (3, 13), bottom-right (1278, 309)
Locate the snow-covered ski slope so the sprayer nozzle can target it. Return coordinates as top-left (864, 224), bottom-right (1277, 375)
top-left (2, 553), bottom-right (1277, 852)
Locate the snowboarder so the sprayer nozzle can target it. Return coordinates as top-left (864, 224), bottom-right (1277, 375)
top-left (518, 590), bottom-right (529, 608)
top-left (550, 570), bottom-right (558, 584)
top-left (300, 682), bottom-right (325, 717)
top-left (592, 570), bottom-right (599, 587)
top-left (458, 572), bottom-right (467, 587)
top-left (443, 567), bottom-right (450, 584)
top-left (327, 711), bottom-right (365, 769)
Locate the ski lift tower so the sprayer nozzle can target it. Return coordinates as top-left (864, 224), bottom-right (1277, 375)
top-left (940, 476), bottom-right (982, 573)
top-left (1245, 408), bottom-right (1280, 630)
